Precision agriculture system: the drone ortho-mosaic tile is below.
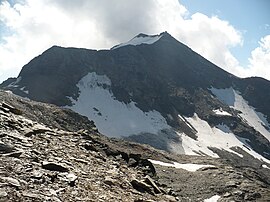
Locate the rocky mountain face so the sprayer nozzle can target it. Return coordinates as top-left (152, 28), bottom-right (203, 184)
top-left (1, 90), bottom-right (270, 201)
top-left (1, 32), bottom-right (270, 178)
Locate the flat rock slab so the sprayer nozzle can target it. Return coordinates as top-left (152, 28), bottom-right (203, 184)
top-left (42, 161), bottom-right (69, 172)
top-left (0, 142), bottom-right (14, 154)
top-left (0, 177), bottom-right (20, 187)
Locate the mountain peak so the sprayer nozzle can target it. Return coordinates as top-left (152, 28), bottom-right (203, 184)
top-left (111, 32), bottom-right (170, 50)
top-left (135, 33), bottom-right (152, 38)
top-left (2, 30), bottom-right (270, 168)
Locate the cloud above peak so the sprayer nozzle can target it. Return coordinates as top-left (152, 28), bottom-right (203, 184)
top-left (175, 12), bottom-right (243, 73)
top-left (0, 0), bottom-right (269, 82)
top-left (247, 35), bottom-right (270, 79)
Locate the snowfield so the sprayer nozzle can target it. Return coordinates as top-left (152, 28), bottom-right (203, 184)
top-left (212, 108), bottom-right (231, 116)
top-left (176, 113), bottom-right (270, 164)
top-left (112, 34), bottom-right (162, 49)
top-left (148, 159), bottom-right (215, 172)
top-left (66, 72), bottom-right (170, 137)
top-left (210, 87), bottom-right (270, 141)
top-left (66, 75), bottom-right (269, 163)
top-left (204, 195), bottom-right (221, 202)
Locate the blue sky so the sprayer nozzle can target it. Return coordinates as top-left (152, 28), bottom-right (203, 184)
top-left (181, 0), bottom-right (270, 67)
top-left (0, 0), bottom-right (270, 82)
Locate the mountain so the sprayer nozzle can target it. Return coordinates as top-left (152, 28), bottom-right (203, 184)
top-left (1, 32), bottom-right (270, 167)
top-left (1, 90), bottom-right (270, 201)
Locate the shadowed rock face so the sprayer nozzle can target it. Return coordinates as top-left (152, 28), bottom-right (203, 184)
top-left (1, 32), bottom-right (270, 160)
top-left (0, 90), bottom-right (270, 201)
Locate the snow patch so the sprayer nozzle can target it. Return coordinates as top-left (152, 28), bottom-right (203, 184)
top-left (204, 195), bottom-right (221, 202)
top-left (148, 159), bottom-right (215, 172)
top-left (8, 76), bottom-right (21, 88)
top-left (178, 114), bottom-right (196, 132)
top-left (210, 87), bottom-right (270, 141)
top-left (177, 132), bottom-right (217, 157)
top-left (112, 34), bottom-right (162, 50)
top-left (4, 90), bottom-right (13, 94)
top-left (179, 114), bottom-right (270, 163)
top-left (179, 114), bottom-right (243, 158)
top-left (210, 87), bottom-right (235, 106)
top-left (20, 87), bottom-right (29, 94)
top-left (213, 108), bottom-right (231, 116)
top-left (262, 164), bottom-right (270, 169)
top-left (66, 72), bottom-right (170, 137)
top-left (256, 111), bottom-right (270, 130)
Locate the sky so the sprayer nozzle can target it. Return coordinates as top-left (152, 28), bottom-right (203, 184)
top-left (0, 0), bottom-right (269, 83)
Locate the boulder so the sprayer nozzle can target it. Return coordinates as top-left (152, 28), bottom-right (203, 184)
top-left (42, 161), bottom-right (69, 172)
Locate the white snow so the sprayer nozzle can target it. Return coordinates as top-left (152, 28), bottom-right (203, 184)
top-left (65, 74), bottom-right (270, 164)
top-left (256, 111), bottom-right (270, 130)
top-left (177, 113), bottom-right (270, 164)
top-left (8, 76), bottom-right (21, 88)
top-left (20, 87), bottom-right (29, 94)
top-left (210, 87), bottom-right (270, 141)
top-left (178, 114), bottom-right (243, 158)
top-left (4, 90), bottom-right (13, 94)
top-left (213, 108), bottom-right (231, 116)
top-left (262, 164), bottom-right (270, 169)
top-left (204, 195), bottom-right (221, 202)
top-left (210, 87), bottom-right (235, 106)
top-left (178, 114), bottom-right (195, 131)
top-left (148, 159), bottom-right (215, 172)
top-left (178, 114), bottom-right (186, 122)
top-left (112, 34), bottom-right (162, 50)
top-left (66, 72), bottom-right (170, 137)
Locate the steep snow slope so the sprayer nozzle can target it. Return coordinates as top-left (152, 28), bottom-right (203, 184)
top-left (173, 114), bottom-right (270, 164)
top-left (66, 73), bottom-right (269, 163)
top-left (112, 34), bottom-right (162, 49)
top-left (210, 87), bottom-right (270, 141)
top-left (66, 72), bottom-right (170, 137)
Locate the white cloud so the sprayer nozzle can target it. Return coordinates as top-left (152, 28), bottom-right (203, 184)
top-left (246, 35), bottom-right (270, 79)
top-left (0, 0), bottom-right (267, 83)
top-left (171, 12), bottom-right (244, 76)
top-left (0, 0), bottom-right (107, 82)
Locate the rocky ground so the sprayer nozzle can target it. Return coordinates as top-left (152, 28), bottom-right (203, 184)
top-left (0, 90), bottom-right (270, 201)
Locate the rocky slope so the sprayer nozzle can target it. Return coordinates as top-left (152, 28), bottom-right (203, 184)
top-left (1, 90), bottom-right (270, 201)
top-left (0, 90), bottom-right (175, 202)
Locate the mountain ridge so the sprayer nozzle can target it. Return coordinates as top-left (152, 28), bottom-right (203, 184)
top-left (1, 32), bottom-right (270, 164)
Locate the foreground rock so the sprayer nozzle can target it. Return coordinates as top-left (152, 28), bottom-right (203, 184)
top-left (0, 90), bottom-right (269, 201)
top-left (0, 91), bottom-right (176, 201)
